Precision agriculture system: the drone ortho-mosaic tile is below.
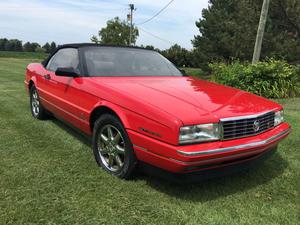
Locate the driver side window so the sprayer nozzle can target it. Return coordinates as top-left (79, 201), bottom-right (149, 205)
top-left (46, 48), bottom-right (80, 73)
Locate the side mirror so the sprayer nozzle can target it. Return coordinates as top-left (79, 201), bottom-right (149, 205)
top-left (180, 69), bottom-right (188, 76)
top-left (55, 67), bottom-right (79, 77)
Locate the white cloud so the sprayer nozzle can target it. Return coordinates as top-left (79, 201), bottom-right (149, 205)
top-left (0, 0), bottom-right (208, 49)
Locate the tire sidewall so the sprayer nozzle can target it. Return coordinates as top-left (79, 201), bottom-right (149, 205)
top-left (92, 114), bottom-right (136, 179)
top-left (30, 86), bottom-right (42, 119)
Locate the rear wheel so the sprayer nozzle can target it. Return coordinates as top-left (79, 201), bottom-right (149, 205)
top-left (92, 114), bottom-right (137, 179)
top-left (30, 86), bottom-right (48, 119)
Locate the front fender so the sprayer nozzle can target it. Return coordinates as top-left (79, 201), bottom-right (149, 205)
top-left (91, 100), bottom-right (179, 145)
top-left (93, 100), bottom-right (131, 128)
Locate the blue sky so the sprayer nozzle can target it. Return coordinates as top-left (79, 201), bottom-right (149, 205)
top-left (0, 0), bottom-right (209, 49)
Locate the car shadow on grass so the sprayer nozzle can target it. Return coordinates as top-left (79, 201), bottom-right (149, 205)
top-left (135, 153), bottom-right (288, 202)
top-left (50, 117), bottom-right (92, 148)
top-left (49, 117), bottom-right (288, 202)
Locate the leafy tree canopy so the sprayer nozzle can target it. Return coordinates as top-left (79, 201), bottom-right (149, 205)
top-left (160, 44), bottom-right (193, 67)
top-left (91, 17), bottom-right (139, 46)
top-left (23, 42), bottom-right (40, 52)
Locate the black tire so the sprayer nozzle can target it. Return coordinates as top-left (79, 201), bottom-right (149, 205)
top-left (92, 114), bottom-right (137, 179)
top-left (30, 85), bottom-right (48, 120)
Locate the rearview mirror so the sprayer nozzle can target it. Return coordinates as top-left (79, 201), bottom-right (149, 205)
top-left (55, 67), bottom-right (79, 77)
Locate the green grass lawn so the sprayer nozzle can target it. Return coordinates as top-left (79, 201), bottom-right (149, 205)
top-left (0, 51), bottom-right (48, 60)
top-left (0, 58), bottom-right (299, 225)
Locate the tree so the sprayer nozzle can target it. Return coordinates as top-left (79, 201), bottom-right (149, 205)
top-left (91, 17), bottom-right (139, 46)
top-left (0, 38), bottom-right (22, 51)
top-left (42, 42), bottom-right (51, 53)
top-left (144, 45), bottom-right (155, 50)
top-left (31, 43), bottom-right (40, 52)
top-left (162, 44), bottom-right (188, 67)
top-left (23, 42), bottom-right (40, 52)
top-left (35, 47), bottom-right (46, 53)
top-left (0, 38), bottom-right (8, 51)
top-left (192, 0), bottom-right (300, 66)
top-left (23, 42), bottom-right (31, 52)
top-left (90, 35), bottom-right (99, 44)
top-left (161, 44), bottom-right (193, 67)
top-left (14, 39), bottom-right (23, 51)
top-left (9, 39), bottom-right (23, 51)
top-left (50, 42), bottom-right (57, 53)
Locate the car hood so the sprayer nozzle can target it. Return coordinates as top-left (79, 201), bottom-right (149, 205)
top-left (91, 76), bottom-right (281, 125)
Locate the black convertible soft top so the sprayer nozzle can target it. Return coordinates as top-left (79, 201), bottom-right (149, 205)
top-left (42, 43), bottom-right (153, 67)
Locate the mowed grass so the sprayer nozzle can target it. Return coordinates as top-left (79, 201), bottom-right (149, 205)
top-left (0, 57), bottom-right (299, 225)
top-left (0, 51), bottom-right (48, 60)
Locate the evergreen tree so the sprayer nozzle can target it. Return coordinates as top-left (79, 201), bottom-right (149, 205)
top-left (50, 42), bottom-right (57, 53)
top-left (192, 0), bottom-right (300, 66)
top-left (42, 42), bottom-right (51, 53)
top-left (23, 42), bottom-right (40, 52)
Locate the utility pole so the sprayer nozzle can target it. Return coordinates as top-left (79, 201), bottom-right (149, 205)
top-left (128, 4), bottom-right (135, 46)
top-left (252, 0), bottom-right (271, 63)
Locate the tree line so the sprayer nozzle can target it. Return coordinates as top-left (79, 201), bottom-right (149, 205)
top-left (139, 44), bottom-right (198, 68)
top-left (91, 0), bottom-right (299, 68)
top-left (2, 0), bottom-right (299, 69)
top-left (0, 38), bottom-right (57, 53)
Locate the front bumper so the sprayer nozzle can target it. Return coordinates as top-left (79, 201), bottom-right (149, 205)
top-left (139, 146), bottom-right (278, 183)
top-left (128, 122), bottom-right (290, 173)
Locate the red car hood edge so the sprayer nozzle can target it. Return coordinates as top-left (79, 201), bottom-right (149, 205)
top-left (90, 76), bottom-right (282, 125)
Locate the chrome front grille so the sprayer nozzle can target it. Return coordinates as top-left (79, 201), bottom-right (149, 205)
top-left (221, 111), bottom-right (275, 140)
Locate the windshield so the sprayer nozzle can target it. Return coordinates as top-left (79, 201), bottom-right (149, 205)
top-left (82, 47), bottom-right (183, 77)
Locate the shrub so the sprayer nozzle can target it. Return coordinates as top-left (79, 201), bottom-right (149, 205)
top-left (35, 47), bottom-right (46, 53)
top-left (210, 59), bottom-right (300, 98)
top-left (183, 67), bottom-right (204, 78)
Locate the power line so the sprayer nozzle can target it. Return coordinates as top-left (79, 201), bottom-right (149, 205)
top-left (136, 0), bottom-right (175, 25)
top-left (138, 26), bottom-right (174, 45)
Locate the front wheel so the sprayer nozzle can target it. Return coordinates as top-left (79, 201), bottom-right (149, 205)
top-left (30, 86), bottom-right (48, 119)
top-left (92, 114), bottom-right (137, 179)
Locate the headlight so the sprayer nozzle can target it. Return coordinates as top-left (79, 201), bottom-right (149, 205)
top-left (179, 123), bottom-right (220, 144)
top-left (274, 110), bottom-right (283, 126)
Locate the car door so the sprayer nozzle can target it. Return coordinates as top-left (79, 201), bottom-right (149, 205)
top-left (41, 48), bottom-right (89, 130)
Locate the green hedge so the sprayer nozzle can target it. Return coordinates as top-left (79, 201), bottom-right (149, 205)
top-left (210, 59), bottom-right (300, 98)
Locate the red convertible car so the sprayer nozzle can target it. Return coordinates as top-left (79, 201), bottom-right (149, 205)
top-left (25, 43), bottom-right (290, 180)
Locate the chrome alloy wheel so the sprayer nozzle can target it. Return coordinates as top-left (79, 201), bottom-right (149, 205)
top-left (97, 124), bottom-right (126, 172)
top-left (31, 89), bottom-right (40, 117)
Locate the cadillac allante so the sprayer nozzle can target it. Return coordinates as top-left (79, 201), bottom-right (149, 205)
top-left (25, 44), bottom-right (290, 181)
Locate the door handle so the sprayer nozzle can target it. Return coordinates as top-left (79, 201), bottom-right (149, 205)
top-left (43, 74), bottom-right (51, 80)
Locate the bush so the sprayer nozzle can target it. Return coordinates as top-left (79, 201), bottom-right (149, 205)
top-left (183, 67), bottom-right (204, 77)
top-left (35, 47), bottom-right (46, 53)
top-left (210, 59), bottom-right (300, 98)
